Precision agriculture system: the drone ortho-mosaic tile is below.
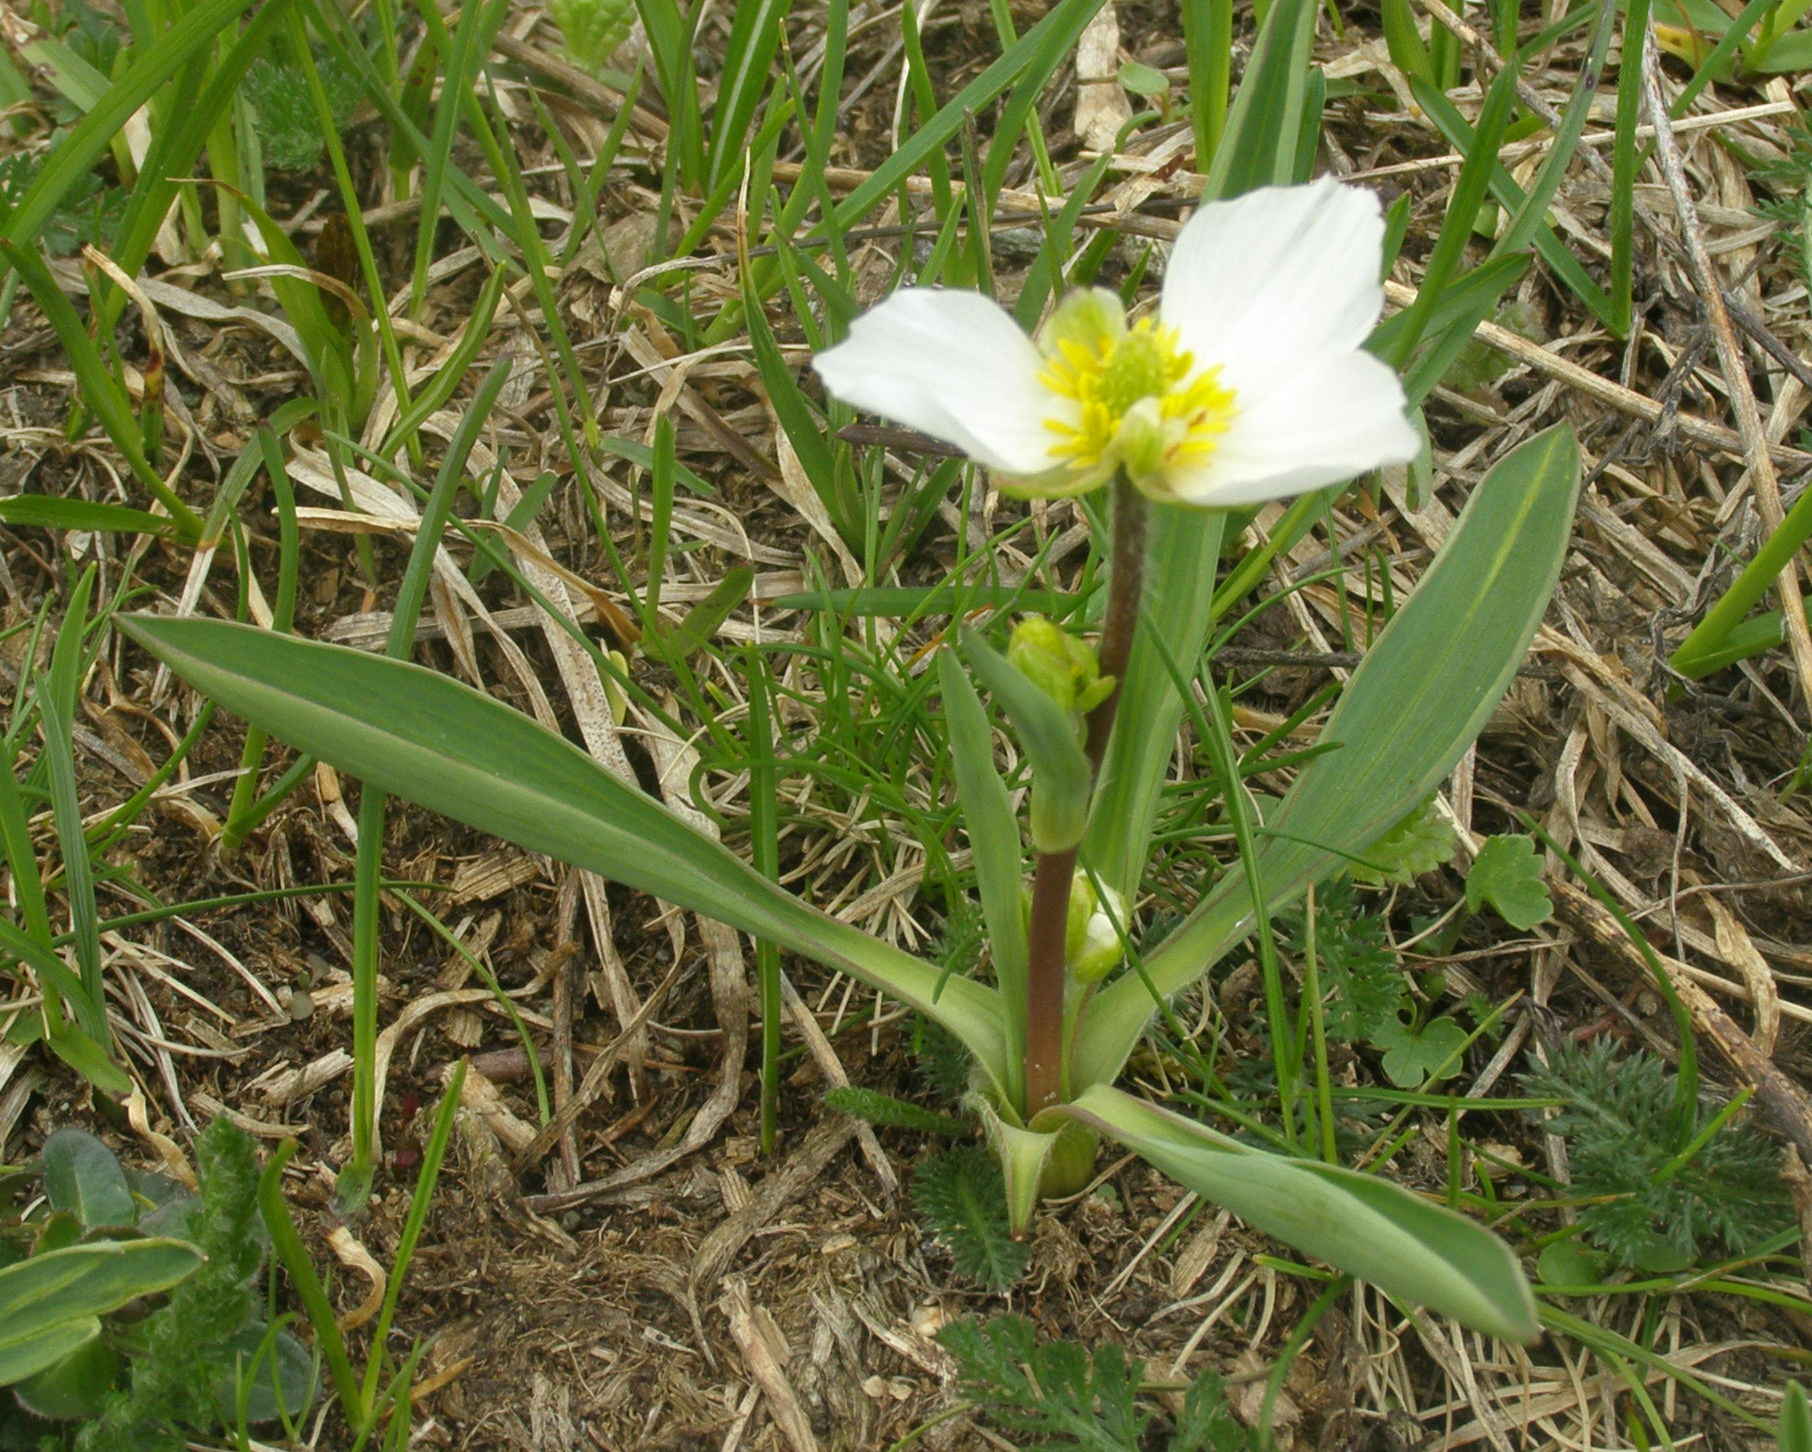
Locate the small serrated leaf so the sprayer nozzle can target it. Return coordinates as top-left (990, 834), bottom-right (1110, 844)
top-left (1375, 1016), bottom-right (1468, 1089)
top-left (910, 1146), bottom-right (1029, 1290)
top-left (1351, 796), bottom-right (1457, 885)
top-left (1465, 833), bottom-right (1552, 929)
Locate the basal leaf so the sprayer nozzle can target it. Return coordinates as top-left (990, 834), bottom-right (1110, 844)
top-left (117, 615), bottom-right (1010, 1091)
top-left (1064, 1084), bottom-right (1538, 1342)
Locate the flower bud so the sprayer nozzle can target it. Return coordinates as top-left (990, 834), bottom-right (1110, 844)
top-left (1060, 873), bottom-right (1125, 985)
top-left (1007, 615), bottom-right (1115, 720)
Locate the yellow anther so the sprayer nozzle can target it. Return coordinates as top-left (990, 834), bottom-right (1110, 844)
top-left (1037, 310), bottom-right (1237, 481)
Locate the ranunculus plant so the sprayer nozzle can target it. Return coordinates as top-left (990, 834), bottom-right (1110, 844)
top-left (120, 176), bottom-right (1577, 1345)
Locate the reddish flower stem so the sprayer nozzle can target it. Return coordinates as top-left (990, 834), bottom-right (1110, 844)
top-left (1022, 474), bottom-right (1149, 1117)
top-left (1022, 845), bottom-right (1078, 1115)
top-left (1085, 475), bottom-right (1149, 773)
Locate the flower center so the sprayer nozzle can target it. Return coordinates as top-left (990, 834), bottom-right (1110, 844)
top-left (1037, 316), bottom-right (1238, 480)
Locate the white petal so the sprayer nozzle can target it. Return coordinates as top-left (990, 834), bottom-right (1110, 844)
top-left (813, 289), bottom-right (1060, 474)
top-left (1163, 350), bottom-right (1417, 508)
top-left (1161, 179), bottom-right (1387, 396)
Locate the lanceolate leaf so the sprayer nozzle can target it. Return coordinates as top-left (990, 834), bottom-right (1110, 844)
top-left (1076, 425), bottom-right (1580, 1089)
top-left (1062, 1084), bottom-right (1539, 1343)
top-left (959, 629), bottom-right (1090, 853)
top-left (0, 1239), bottom-right (205, 1385)
top-left (938, 650), bottom-right (1028, 1108)
top-left (116, 616), bottom-right (1010, 1091)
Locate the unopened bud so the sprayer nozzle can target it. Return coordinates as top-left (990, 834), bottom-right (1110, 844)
top-left (1007, 615), bottom-right (1115, 720)
top-left (1067, 874), bottom-right (1125, 985)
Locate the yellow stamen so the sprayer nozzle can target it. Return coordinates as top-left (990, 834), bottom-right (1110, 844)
top-left (1037, 316), bottom-right (1237, 481)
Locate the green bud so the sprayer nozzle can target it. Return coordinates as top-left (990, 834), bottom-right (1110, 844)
top-left (1063, 875), bottom-right (1098, 966)
top-left (1070, 878), bottom-right (1126, 984)
top-left (1048, 872), bottom-right (1126, 986)
top-left (1007, 615), bottom-right (1114, 721)
top-left (1007, 615), bottom-right (1082, 713)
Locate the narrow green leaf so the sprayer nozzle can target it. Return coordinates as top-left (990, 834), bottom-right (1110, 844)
top-left (1386, 63), bottom-right (1519, 371)
top-left (100, 0), bottom-right (298, 318)
top-left (745, 649), bottom-right (783, 1153)
top-left (634, 0), bottom-right (705, 186)
top-left (771, 585), bottom-right (1079, 618)
top-left (1413, 85), bottom-right (1617, 332)
top-left (651, 566), bottom-right (754, 662)
top-left (1610, 0), bottom-right (1654, 335)
top-left (1079, 426), bottom-right (1580, 1088)
top-left (0, 244), bottom-right (199, 537)
top-left (593, 434), bottom-right (717, 496)
top-left (0, 914), bottom-right (96, 1015)
top-left (1370, 254), bottom-right (1530, 377)
top-left (1781, 1383), bottom-right (1812, 1452)
top-left (1180, 0), bottom-right (1231, 169)
top-left (826, 0), bottom-right (1105, 232)
top-left (41, 568), bottom-right (107, 1044)
top-left (0, 497), bottom-right (173, 535)
top-left (1491, 3), bottom-right (1616, 311)
top-left (0, 0), bottom-right (253, 251)
top-left (707, 0), bottom-right (790, 193)
top-left (1380, 0), bottom-right (1435, 82)
top-left (1064, 1084), bottom-right (1539, 1342)
top-left (406, 0), bottom-right (494, 317)
top-left (257, 1142), bottom-right (360, 1425)
top-left (43, 1027), bottom-right (132, 1098)
top-left (116, 616), bottom-right (1011, 1091)
top-left (1083, 506), bottom-right (1225, 904)
top-left (743, 254), bottom-right (838, 510)
top-left (1671, 447), bottom-right (1812, 676)
top-left (1205, 0), bottom-right (1317, 197)
top-left (979, 0), bottom-right (1080, 201)
top-left (211, 1323), bottom-right (317, 1426)
top-left (938, 650), bottom-right (1027, 1107)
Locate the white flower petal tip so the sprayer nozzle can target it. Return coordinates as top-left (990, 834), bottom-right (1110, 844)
top-left (812, 289), bottom-right (1057, 476)
top-left (811, 180), bottom-right (1413, 506)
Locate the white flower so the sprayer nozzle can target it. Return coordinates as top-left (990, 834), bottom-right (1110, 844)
top-left (812, 179), bottom-right (1419, 507)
